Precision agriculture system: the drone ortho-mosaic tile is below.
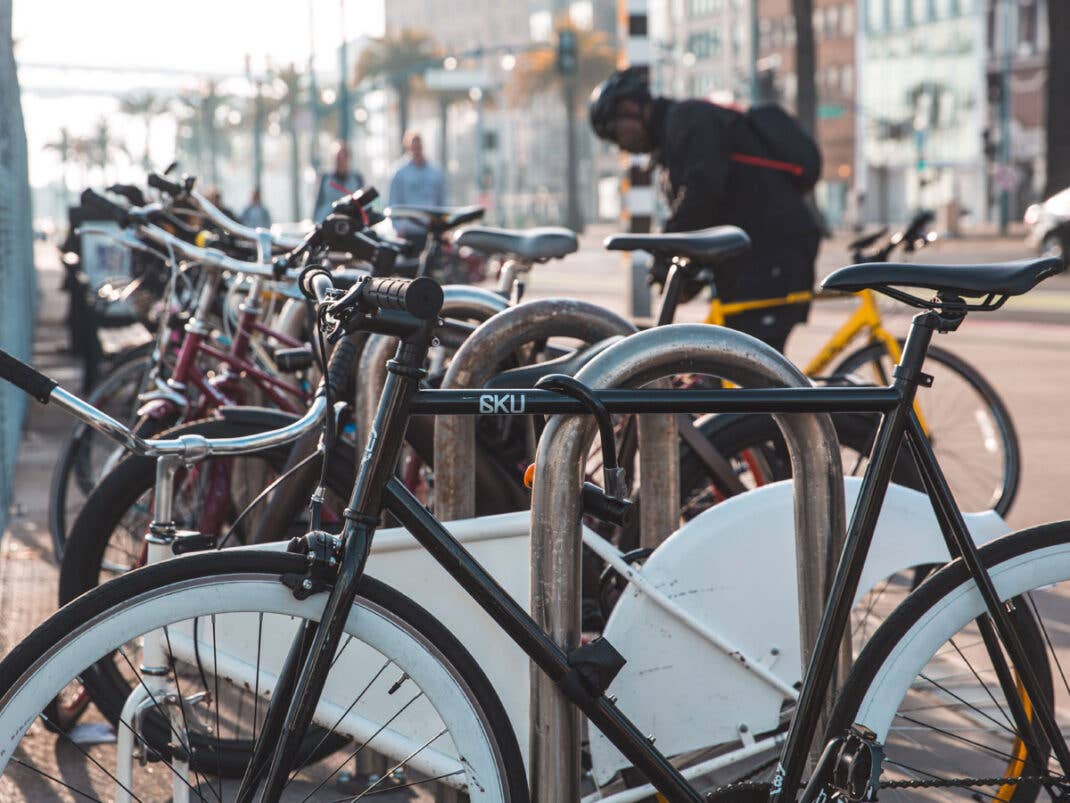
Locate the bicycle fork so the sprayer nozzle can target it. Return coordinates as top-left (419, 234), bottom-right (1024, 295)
top-left (236, 338), bottom-right (428, 802)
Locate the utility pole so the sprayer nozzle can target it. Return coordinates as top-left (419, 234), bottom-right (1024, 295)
top-left (557, 27), bottom-right (582, 232)
top-left (997, 0), bottom-right (1012, 235)
top-left (308, 0), bottom-right (321, 173)
top-left (337, 0), bottom-right (350, 151)
top-left (750, 0), bottom-right (760, 101)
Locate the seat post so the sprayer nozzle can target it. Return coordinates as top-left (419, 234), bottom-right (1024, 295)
top-left (655, 259), bottom-right (688, 326)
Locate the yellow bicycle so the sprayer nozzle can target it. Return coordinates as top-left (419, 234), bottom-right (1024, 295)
top-left (689, 214), bottom-right (1020, 516)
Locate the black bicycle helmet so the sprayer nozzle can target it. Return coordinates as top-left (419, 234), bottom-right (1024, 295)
top-left (589, 67), bottom-right (651, 140)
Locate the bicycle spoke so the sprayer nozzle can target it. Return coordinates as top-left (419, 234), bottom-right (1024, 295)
top-left (288, 659), bottom-right (391, 782)
top-left (341, 728), bottom-right (448, 801)
top-left (298, 691), bottom-right (426, 803)
top-left (10, 756), bottom-right (109, 802)
top-left (162, 626), bottom-right (221, 803)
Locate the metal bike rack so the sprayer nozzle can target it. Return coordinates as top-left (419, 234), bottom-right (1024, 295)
top-left (432, 298), bottom-right (667, 524)
top-left (528, 323), bottom-right (846, 801)
top-left (354, 285), bottom-right (508, 449)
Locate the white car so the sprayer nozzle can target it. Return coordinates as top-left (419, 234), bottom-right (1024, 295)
top-left (1024, 186), bottom-right (1070, 259)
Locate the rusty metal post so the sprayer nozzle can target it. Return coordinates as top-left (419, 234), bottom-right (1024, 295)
top-left (528, 323), bottom-right (846, 801)
top-left (433, 299), bottom-right (639, 522)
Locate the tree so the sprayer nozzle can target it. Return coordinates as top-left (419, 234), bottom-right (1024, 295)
top-left (355, 29), bottom-right (440, 152)
top-left (1046, 1), bottom-right (1070, 196)
top-left (0, 0), bottom-right (34, 536)
top-left (120, 91), bottom-right (168, 169)
top-left (277, 64), bottom-right (304, 221)
top-left (509, 22), bottom-right (616, 232)
top-left (172, 80), bottom-right (230, 187)
top-left (89, 118), bottom-right (130, 182)
top-left (792, 0), bottom-right (817, 135)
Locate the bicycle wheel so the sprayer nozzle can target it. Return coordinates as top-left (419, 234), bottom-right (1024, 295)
top-left (678, 411), bottom-right (923, 521)
top-left (835, 342), bottom-right (1020, 516)
top-left (48, 344), bottom-right (156, 560)
top-left (57, 416), bottom-right (353, 741)
top-left (0, 550), bottom-right (528, 801)
top-left (823, 522), bottom-right (1070, 801)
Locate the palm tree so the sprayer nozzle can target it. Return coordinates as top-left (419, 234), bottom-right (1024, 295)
top-left (355, 28), bottom-right (440, 151)
top-left (120, 91), bottom-right (167, 169)
top-left (1046, 1), bottom-right (1070, 196)
top-left (0, 0), bottom-right (34, 536)
top-left (277, 64), bottom-right (304, 220)
top-left (508, 22), bottom-right (616, 231)
top-left (89, 118), bottom-right (130, 182)
top-left (172, 81), bottom-right (229, 187)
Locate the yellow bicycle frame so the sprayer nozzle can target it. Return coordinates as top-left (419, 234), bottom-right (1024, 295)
top-left (703, 288), bottom-right (930, 431)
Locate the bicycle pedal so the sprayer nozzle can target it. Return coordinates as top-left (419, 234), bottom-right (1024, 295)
top-left (828, 724), bottom-right (884, 801)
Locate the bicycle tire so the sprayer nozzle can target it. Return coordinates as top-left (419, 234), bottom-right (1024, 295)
top-left (677, 411), bottom-right (924, 520)
top-left (0, 550), bottom-right (529, 801)
top-left (835, 341), bottom-right (1020, 516)
top-left (827, 523), bottom-right (1070, 801)
top-left (57, 415), bottom-right (358, 771)
top-left (48, 345), bottom-right (157, 560)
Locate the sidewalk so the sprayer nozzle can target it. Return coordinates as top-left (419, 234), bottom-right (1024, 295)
top-left (0, 249), bottom-right (78, 654)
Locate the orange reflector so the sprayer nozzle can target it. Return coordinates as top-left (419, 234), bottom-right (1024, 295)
top-left (523, 463), bottom-right (536, 489)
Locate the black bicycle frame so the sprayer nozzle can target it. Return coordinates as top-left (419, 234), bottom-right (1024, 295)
top-left (246, 307), bottom-right (1068, 802)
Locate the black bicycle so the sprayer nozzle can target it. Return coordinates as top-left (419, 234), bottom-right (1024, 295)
top-left (0, 241), bottom-right (1066, 801)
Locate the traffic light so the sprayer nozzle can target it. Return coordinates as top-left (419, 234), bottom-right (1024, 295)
top-left (557, 29), bottom-right (577, 76)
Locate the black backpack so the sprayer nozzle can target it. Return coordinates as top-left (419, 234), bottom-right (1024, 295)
top-left (730, 103), bottom-right (822, 194)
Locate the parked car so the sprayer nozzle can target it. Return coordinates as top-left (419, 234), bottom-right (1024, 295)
top-left (1024, 187), bottom-right (1070, 259)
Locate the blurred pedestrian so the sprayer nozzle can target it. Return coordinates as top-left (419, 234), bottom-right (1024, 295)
top-left (388, 131), bottom-right (445, 240)
top-left (203, 186), bottom-right (238, 223)
top-left (313, 141), bottom-right (365, 222)
top-left (589, 68), bottom-right (823, 353)
top-left (240, 187), bottom-right (272, 229)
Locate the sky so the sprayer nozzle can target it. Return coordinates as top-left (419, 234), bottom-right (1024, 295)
top-left (13, 0), bottom-right (385, 186)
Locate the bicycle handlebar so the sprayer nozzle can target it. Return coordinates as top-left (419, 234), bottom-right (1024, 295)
top-left (0, 348), bottom-right (57, 404)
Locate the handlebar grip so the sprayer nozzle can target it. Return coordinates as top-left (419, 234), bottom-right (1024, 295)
top-left (362, 276), bottom-right (443, 320)
top-left (80, 189), bottom-right (128, 225)
top-left (0, 348), bottom-right (57, 404)
top-left (323, 335), bottom-right (358, 398)
top-left (147, 172), bottom-right (185, 197)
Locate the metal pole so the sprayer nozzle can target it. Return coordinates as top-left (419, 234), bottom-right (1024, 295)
top-left (308, 0), bottom-right (321, 174)
top-left (750, 0), bottom-right (760, 101)
top-left (338, 0), bottom-right (350, 151)
top-left (253, 78), bottom-right (264, 193)
top-left (434, 299), bottom-right (638, 522)
top-left (529, 324), bottom-right (846, 800)
top-left (998, 0), bottom-right (1012, 235)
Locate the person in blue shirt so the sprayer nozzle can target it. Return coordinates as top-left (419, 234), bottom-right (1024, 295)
top-left (389, 131), bottom-right (446, 239)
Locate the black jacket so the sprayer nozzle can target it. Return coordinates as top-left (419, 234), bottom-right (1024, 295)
top-left (650, 97), bottom-right (821, 305)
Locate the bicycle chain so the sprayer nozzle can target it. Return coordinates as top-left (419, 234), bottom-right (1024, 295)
top-left (705, 774), bottom-right (1056, 799)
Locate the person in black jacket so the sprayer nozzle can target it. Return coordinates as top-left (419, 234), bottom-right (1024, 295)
top-left (589, 67), bottom-right (822, 352)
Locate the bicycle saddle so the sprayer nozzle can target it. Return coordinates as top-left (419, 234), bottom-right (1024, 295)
top-left (483, 337), bottom-right (622, 390)
top-left (603, 225), bottom-right (750, 264)
top-left (847, 227), bottom-right (888, 253)
top-left (452, 226), bottom-right (578, 262)
top-left (822, 256), bottom-right (1064, 298)
top-left (385, 205), bottom-right (485, 233)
